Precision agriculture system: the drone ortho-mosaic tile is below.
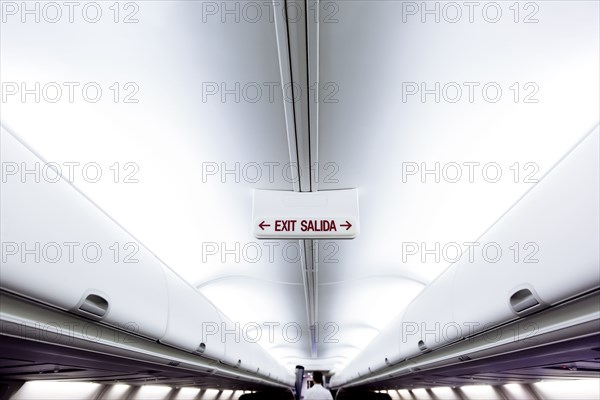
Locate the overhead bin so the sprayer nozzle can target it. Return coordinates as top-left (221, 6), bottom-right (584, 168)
top-left (218, 313), bottom-right (269, 374)
top-left (216, 312), bottom-right (292, 383)
top-left (0, 130), bottom-right (169, 340)
top-left (330, 309), bottom-right (408, 386)
top-left (1, 129), bottom-right (294, 386)
top-left (334, 270), bottom-right (457, 384)
top-left (399, 268), bottom-right (458, 359)
top-left (332, 127), bottom-right (599, 387)
top-left (217, 314), bottom-right (252, 371)
top-left (453, 129), bottom-right (600, 334)
top-left (158, 268), bottom-right (226, 360)
top-left (333, 267), bottom-right (457, 384)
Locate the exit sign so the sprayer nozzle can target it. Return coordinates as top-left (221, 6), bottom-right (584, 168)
top-left (252, 189), bottom-right (359, 239)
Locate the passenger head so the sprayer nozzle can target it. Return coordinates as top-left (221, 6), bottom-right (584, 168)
top-left (313, 371), bottom-right (324, 384)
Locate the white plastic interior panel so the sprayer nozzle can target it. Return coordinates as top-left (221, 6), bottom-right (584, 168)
top-left (159, 268), bottom-right (226, 360)
top-left (1, 127), bottom-right (294, 386)
top-left (217, 311), bottom-right (294, 385)
top-left (1, 0), bottom-right (599, 382)
top-left (453, 127), bottom-right (600, 333)
top-left (0, 291), bottom-right (293, 390)
top-left (197, 275), bottom-right (311, 372)
top-left (398, 266), bottom-right (458, 359)
top-left (332, 291), bottom-right (600, 388)
top-left (332, 126), bottom-right (600, 386)
top-left (0, 0), bottom-right (306, 369)
top-left (0, 128), bottom-right (169, 339)
top-left (330, 309), bottom-right (408, 386)
top-left (315, 0), bottom-right (599, 373)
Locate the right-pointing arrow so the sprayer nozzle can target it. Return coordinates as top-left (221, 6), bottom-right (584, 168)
top-left (341, 221), bottom-right (352, 230)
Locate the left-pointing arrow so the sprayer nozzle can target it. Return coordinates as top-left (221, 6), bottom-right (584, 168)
top-left (259, 221), bottom-right (271, 230)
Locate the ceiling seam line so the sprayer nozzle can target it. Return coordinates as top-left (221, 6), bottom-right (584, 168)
top-left (283, 0), bottom-right (303, 193)
top-left (304, 0), bottom-right (313, 192)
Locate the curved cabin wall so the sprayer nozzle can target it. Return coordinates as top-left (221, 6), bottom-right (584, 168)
top-left (218, 312), bottom-right (293, 385)
top-left (0, 131), bottom-right (170, 340)
top-left (0, 129), bottom-right (293, 387)
top-left (159, 269), bottom-right (226, 361)
top-left (452, 130), bottom-right (600, 332)
top-left (331, 128), bottom-right (600, 387)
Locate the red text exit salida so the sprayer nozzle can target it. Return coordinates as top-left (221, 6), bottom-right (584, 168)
top-left (275, 219), bottom-right (338, 232)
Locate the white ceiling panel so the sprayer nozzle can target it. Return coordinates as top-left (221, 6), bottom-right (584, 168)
top-left (1, 0), bottom-right (598, 376)
top-left (318, 0), bottom-right (599, 372)
top-left (0, 0), bottom-right (309, 365)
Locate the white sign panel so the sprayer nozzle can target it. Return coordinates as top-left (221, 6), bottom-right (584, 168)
top-left (252, 189), bottom-right (360, 239)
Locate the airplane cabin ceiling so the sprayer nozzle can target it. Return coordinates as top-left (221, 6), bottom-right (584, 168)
top-left (1, 0), bottom-right (599, 375)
